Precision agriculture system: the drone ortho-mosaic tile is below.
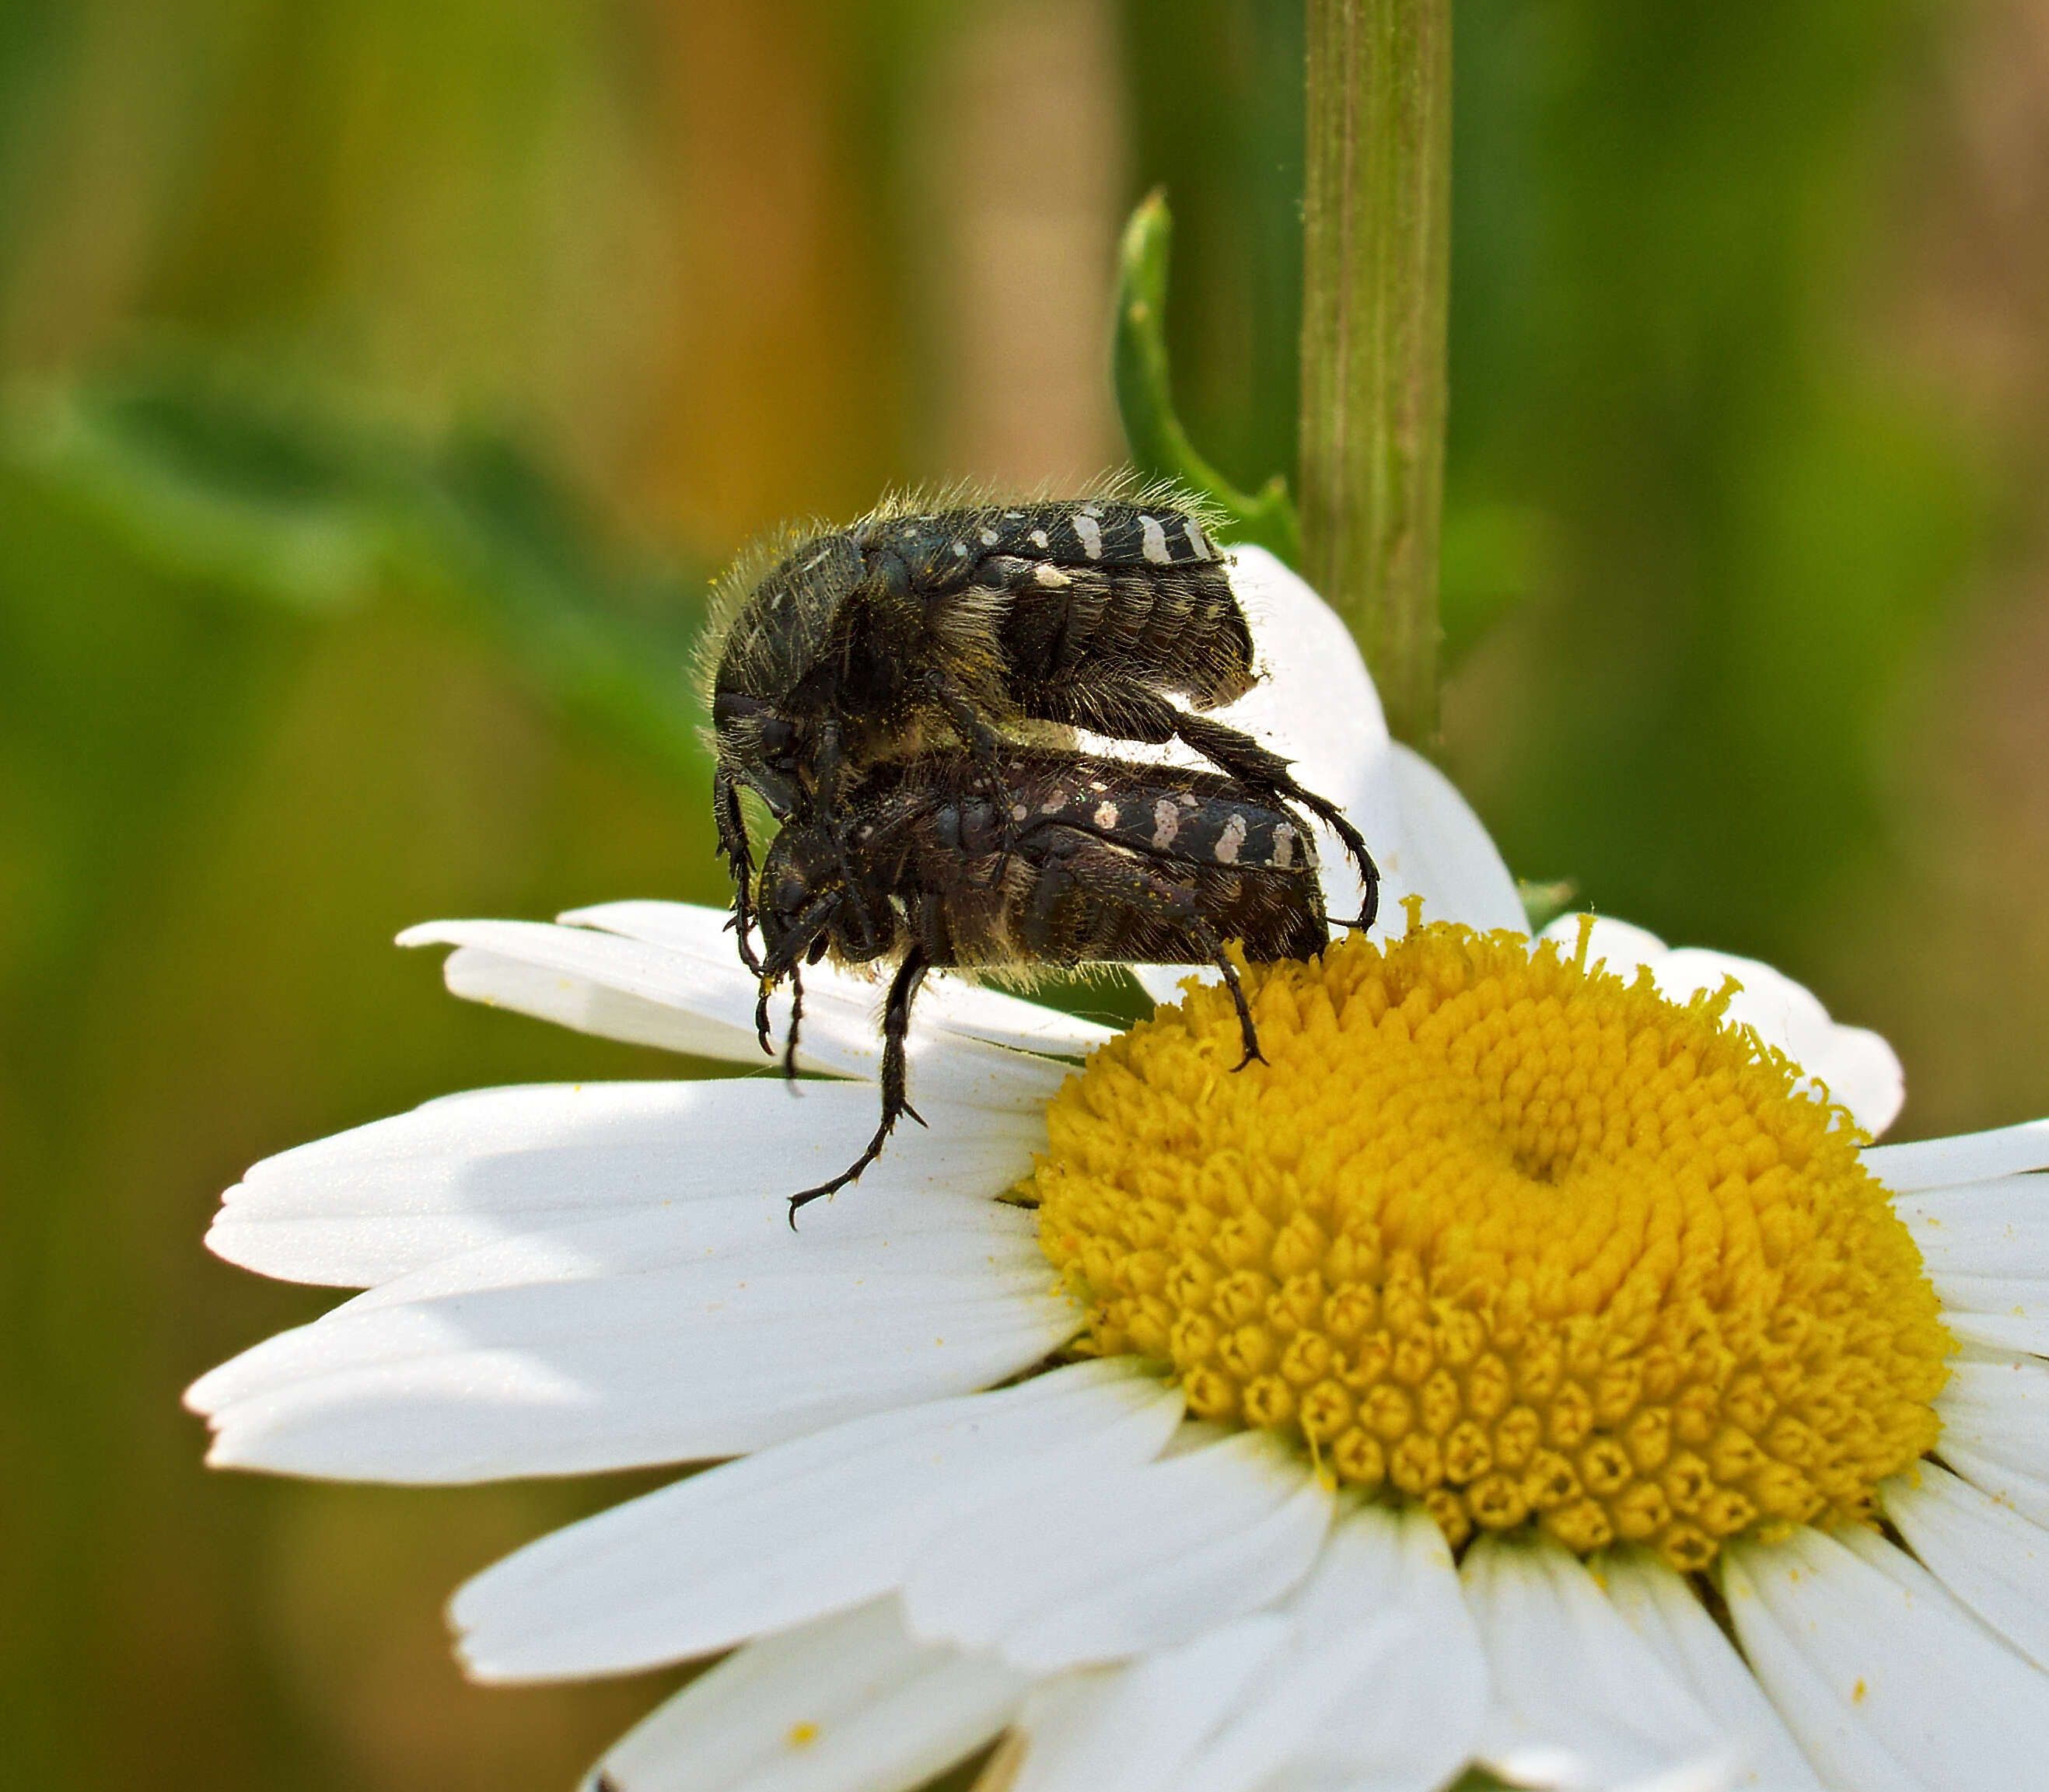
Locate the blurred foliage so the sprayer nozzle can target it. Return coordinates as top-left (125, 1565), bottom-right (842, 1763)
top-left (3, 2), bottom-right (2048, 1791)
top-left (7, 352), bottom-right (712, 781)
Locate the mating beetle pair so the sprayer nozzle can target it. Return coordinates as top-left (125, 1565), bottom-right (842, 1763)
top-left (704, 491), bottom-right (1379, 1217)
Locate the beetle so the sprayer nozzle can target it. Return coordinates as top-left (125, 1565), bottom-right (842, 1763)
top-left (705, 491), bottom-right (1378, 969)
top-left (753, 746), bottom-right (1330, 1219)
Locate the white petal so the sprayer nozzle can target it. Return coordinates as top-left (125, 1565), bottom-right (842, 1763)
top-left (1597, 1548), bottom-right (1823, 1790)
top-left (582, 1598), bottom-right (1022, 1792)
top-left (1226, 546), bottom-right (1390, 763)
top-left (1882, 1176), bottom-right (2049, 1350)
top-left (1713, 1547), bottom-right (1922, 1792)
top-left (901, 1428), bottom-right (1333, 1673)
top-left (1805, 1029), bottom-right (1904, 1145)
top-left (188, 1195), bottom-right (1079, 1480)
top-left (1722, 1526), bottom-right (2049, 1791)
top-left (1174, 1503), bottom-right (1490, 1792)
top-left (1938, 1312), bottom-right (2049, 1355)
top-left (1224, 547), bottom-right (1393, 937)
top-left (207, 1078), bottom-right (1047, 1287)
top-left (1862, 1118), bottom-right (2049, 1193)
top-left (1460, 1534), bottom-right (1737, 1790)
top-left (1124, 548), bottom-right (1395, 1000)
top-left (401, 917), bottom-right (1076, 1111)
top-left (1230, 547), bottom-right (1424, 933)
top-left (1935, 1356), bottom-right (2049, 1528)
top-left (1540, 917), bottom-right (1904, 1136)
top-left (453, 1361), bottom-right (1184, 1680)
top-left (1010, 1619), bottom-right (1292, 1792)
top-left (1540, 913), bottom-right (1671, 976)
top-left (1382, 742), bottom-right (1525, 934)
top-left (563, 901), bottom-right (1116, 1058)
top-left (1892, 1177), bottom-right (2049, 1281)
top-left (1882, 1462), bottom-right (2049, 1674)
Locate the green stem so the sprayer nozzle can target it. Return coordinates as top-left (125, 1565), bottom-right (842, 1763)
top-left (1299, 0), bottom-right (1452, 749)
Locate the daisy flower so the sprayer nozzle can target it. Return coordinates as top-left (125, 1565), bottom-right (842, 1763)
top-left (188, 549), bottom-right (2049, 1792)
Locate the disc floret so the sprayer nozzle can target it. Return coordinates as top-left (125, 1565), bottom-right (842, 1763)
top-left (1030, 911), bottom-right (1951, 1570)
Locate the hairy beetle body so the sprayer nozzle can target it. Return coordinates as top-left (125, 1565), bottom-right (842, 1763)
top-left (705, 491), bottom-right (1378, 969)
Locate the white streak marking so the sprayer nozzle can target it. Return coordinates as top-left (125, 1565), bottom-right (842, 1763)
top-left (1271, 823), bottom-right (1295, 869)
top-left (1033, 562), bottom-right (1072, 588)
top-left (1029, 528), bottom-right (1051, 549)
top-left (1152, 798), bottom-right (1182, 850)
top-left (1093, 801), bottom-right (1121, 829)
top-left (1072, 512), bottom-right (1103, 559)
top-left (1184, 519), bottom-right (1212, 557)
top-left (1215, 812), bottom-right (1248, 865)
top-left (1139, 515), bottom-right (1172, 564)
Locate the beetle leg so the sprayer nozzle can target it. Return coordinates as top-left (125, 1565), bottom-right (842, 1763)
top-left (1188, 914), bottom-right (1266, 1071)
top-left (714, 766), bottom-right (763, 973)
top-left (781, 961), bottom-right (805, 1081)
top-left (788, 945), bottom-right (929, 1224)
top-left (1172, 710), bottom-right (1379, 931)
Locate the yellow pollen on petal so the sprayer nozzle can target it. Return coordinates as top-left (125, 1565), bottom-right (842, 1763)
top-left (1028, 911), bottom-right (1952, 1570)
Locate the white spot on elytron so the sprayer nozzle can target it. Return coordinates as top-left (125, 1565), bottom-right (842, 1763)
top-left (1040, 791), bottom-right (1067, 813)
top-left (1151, 797), bottom-right (1181, 849)
top-left (1271, 823), bottom-right (1295, 869)
top-left (1093, 800), bottom-right (1121, 829)
top-left (1072, 512), bottom-right (1103, 560)
top-left (1079, 502), bottom-right (1103, 518)
top-left (1139, 515), bottom-right (1172, 564)
top-left (1215, 812), bottom-right (1248, 865)
top-left (1177, 791), bottom-right (1198, 809)
top-left (1011, 803), bottom-right (1030, 822)
top-left (978, 527), bottom-right (999, 547)
top-left (1003, 509), bottom-right (1023, 519)
top-left (1184, 519), bottom-right (1211, 557)
top-left (1088, 779), bottom-right (1107, 792)
top-left (1033, 562), bottom-right (1071, 588)
top-left (1029, 528), bottom-right (1051, 549)
top-left (952, 542), bottom-right (969, 557)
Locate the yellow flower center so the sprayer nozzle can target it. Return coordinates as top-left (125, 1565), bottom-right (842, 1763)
top-left (1029, 910), bottom-right (1951, 1570)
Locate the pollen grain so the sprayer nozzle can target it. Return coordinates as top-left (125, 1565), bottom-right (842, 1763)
top-left (1029, 913), bottom-right (1950, 1570)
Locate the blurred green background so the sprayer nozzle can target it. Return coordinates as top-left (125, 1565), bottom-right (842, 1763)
top-left (5, 2), bottom-right (2047, 1787)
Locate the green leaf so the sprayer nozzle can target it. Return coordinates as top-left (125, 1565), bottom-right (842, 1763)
top-left (1114, 189), bottom-right (1302, 565)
